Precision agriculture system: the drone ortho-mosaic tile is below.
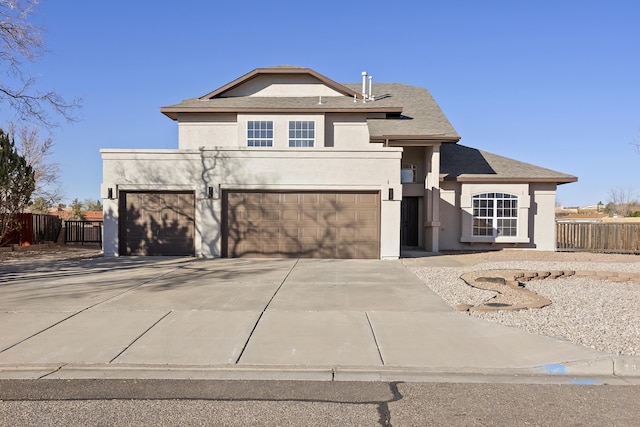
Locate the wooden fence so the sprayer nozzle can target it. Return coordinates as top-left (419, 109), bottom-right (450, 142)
top-left (556, 222), bottom-right (640, 254)
top-left (1, 214), bottom-right (62, 246)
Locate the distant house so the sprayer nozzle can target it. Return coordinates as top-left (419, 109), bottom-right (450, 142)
top-left (48, 209), bottom-right (103, 222)
top-left (101, 66), bottom-right (576, 258)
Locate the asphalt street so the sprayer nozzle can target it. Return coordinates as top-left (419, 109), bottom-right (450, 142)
top-left (1, 380), bottom-right (639, 426)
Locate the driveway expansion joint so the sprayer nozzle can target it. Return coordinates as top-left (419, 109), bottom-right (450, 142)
top-left (109, 311), bottom-right (173, 363)
top-left (234, 258), bottom-right (300, 364)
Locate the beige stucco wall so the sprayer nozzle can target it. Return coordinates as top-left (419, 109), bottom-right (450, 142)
top-left (177, 113), bottom-right (375, 150)
top-left (101, 147), bottom-right (402, 259)
top-left (325, 113), bottom-right (372, 148)
top-left (223, 75), bottom-right (345, 97)
top-left (178, 113), bottom-right (238, 149)
top-left (529, 182), bottom-right (559, 251)
top-left (438, 181), bottom-right (559, 251)
top-left (400, 146), bottom-right (427, 182)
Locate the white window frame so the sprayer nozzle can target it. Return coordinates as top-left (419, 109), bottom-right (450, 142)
top-left (472, 192), bottom-right (518, 237)
top-left (288, 120), bottom-right (315, 147)
top-left (247, 120), bottom-right (273, 147)
top-left (401, 163), bottom-right (417, 183)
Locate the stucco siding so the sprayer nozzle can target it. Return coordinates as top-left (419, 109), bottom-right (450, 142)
top-left (438, 181), bottom-right (461, 250)
top-left (438, 181), bottom-right (545, 251)
top-left (178, 113), bottom-right (238, 149)
top-left (325, 114), bottom-right (371, 148)
top-left (530, 182), bottom-right (559, 250)
top-left (101, 148), bottom-right (402, 259)
top-left (223, 74), bottom-right (345, 97)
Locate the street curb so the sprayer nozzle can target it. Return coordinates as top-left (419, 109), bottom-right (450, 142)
top-left (1, 357), bottom-right (639, 383)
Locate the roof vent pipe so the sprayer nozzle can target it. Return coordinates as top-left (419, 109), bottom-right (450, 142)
top-left (361, 71), bottom-right (367, 100)
top-left (368, 75), bottom-right (374, 101)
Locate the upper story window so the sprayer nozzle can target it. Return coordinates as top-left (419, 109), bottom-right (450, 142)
top-left (472, 193), bottom-right (518, 237)
top-left (401, 163), bottom-right (417, 183)
top-left (288, 121), bottom-right (315, 147)
top-left (247, 121), bottom-right (273, 147)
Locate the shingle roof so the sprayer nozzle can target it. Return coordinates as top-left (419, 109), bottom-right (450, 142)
top-left (160, 68), bottom-right (460, 140)
top-left (343, 83), bottom-right (459, 140)
top-left (440, 144), bottom-right (577, 184)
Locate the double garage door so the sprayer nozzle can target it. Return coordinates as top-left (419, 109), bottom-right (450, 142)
top-left (119, 190), bottom-right (380, 259)
top-left (223, 191), bottom-right (380, 259)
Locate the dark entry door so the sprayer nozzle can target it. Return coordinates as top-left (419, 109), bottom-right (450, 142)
top-left (401, 197), bottom-right (419, 246)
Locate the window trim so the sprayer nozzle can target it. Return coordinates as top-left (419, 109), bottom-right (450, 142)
top-left (288, 120), bottom-right (315, 147)
top-left (459, 185), bottom-right (530, 244)
top-left (247, 120), bottom-right (274, 147)
top-left (401, 163), bottom-right (417, 184)
top-left (472, 192), bottom-right (519, 238)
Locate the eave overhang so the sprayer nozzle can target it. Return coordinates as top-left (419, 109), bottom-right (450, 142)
top-left (440, 174), bottom-right (578, 184)
top-left (373, 135), bottom-right (461, 144)
top-left (160, 106), bottom-right (404, 120)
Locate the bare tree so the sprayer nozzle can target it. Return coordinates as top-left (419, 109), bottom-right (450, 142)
top-left (0, 0), bottom-right (81, 127)
top-left (83, 198), bottom-right (102, 211)
top-left (607, 186), bottom-right (639, 217)
top-left (7, 121), bottom-right (61, 204)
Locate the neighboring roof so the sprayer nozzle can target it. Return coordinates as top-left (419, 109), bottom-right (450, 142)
top-left (440, 144), bottom-right (577, 184)
top-left (160, 66), bottom-right (460, 141)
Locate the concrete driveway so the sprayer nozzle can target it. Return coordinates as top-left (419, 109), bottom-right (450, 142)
top-left (0, 257), bottom-right (616, 381)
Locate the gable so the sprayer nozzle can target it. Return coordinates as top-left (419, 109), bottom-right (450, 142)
top-left (200, 66), bottom-right (359, 99)
top-left (221, 74), bottom-right (346, 98)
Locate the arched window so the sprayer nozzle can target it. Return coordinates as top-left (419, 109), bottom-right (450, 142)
top-left (472, 193), bottom-right (518, 237)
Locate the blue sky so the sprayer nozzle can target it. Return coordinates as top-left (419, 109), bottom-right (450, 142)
top-left (4, 0), bottom-right (639, 207)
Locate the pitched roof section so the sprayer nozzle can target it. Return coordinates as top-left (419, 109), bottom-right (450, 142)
top-left (440, 144), bottom-right (577, 184)
top-left (344, 83), bottom-right (460, 141)
top-left (160, 66), bottom-right (460, 140)
top-left (200, 66), bottom-right (360, 99)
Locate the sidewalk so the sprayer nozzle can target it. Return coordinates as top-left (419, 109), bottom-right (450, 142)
top-left (0, 256), bottom-right (638, 383)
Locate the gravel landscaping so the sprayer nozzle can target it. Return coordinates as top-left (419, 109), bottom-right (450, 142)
top-left (406, 250), bottom-right (640, 356)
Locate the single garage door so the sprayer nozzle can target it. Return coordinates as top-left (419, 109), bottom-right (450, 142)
top-left (119, 191), bottom-right (195, 256)
top-left (223, 191), bottom-right (380, 259)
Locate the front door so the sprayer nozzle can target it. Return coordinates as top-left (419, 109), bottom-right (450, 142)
top-left (401, 197), bottom-right (419, 246)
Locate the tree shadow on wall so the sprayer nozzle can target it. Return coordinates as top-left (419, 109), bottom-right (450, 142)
top-left (224, 192), bottom-right (379, 259)
top-left (119, 192), bottom-right (195, 256)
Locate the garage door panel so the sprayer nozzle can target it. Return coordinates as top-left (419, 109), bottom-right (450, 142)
top-left (302, 194), bottom-right (319, 204)
top-left (337, 211), bottom-right (357, 222)
top-left (357, 211), bottom-right (377, 222)
top-left (264, 210), bottom-right (280, 221)
top-left (357, 227), bottom-right (378, 240)
top-left (357, 244), bottom-right (378, 259)
top-left (283, 193), bottom-right (299, 204)
top-left (121, 191), bottom-right (195, 256)
top-left (263, 193), bottom-right (281, 204)
top-left (357, 193), bottom-right (379, 204)
top-left (283, 209), bottom-right (299, 221)
top-left (339, 193), bottom-right (357, 204)
top-left (260, 227), bottom-right (279, 239)
top-left (225, 191), bottom-right (379, 259)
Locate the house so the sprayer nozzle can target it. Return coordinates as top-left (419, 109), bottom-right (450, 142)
top-left (101, 66), bottom-right (576, 258)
